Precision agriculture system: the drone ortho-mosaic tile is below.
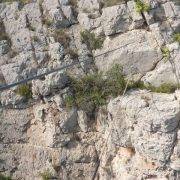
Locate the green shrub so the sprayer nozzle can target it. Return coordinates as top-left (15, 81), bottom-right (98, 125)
top-left (147, 83), bottom-right (177, 94)
top-left (16, 84), bottom-right (32, 99)
top-left (129, 81), bottom-right (178, 94)
top-left (39, 170), bottom-right (53, 180)
top-left (65, 64), bottom-right (178, 112)
top-left (0, 0), bottom-right (31, 5)
top-left (105, 64), bottom-right (126, 97)
top-left (42, 18), bottom-right (53, 27)
top-left (135, 0), bottom-right (150, 13)
top-left (0, 174), bottom-right (11, 180)
top-left (65, 65), bottom-right (126, 112)
top-left (161, 46), bottom-right (170, 61)
top-left (53, 29), bottom-right (70, 49)
top-left (80, 30), bottom-right (104, 50)
top-left (173, 32), bottom-right (180, 43)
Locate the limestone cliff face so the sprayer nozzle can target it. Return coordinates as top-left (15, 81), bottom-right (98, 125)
top-left (0, 0), bottom-right (180, 179)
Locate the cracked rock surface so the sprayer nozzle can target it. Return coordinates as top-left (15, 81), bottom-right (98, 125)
top-left (0, 0), bottom-right (180, 179)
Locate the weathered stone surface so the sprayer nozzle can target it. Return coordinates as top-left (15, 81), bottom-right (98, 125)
top-left (0, 40), bottom-right (9, 55)
top-left (108, 90), bottom-right (180, 164)
top-left (49, 42), bottom-right (64, 62)
top-left (0, 108), bottom-right (32, 144)
top-left (32, 71), bottom-right (69, 97)
top-left (0, 0), bottom-right (180, 179)
top-left (142, 49), bottom-right (180, 86)
top-left (101, 4), bottom-right (131, 36)
top-left (59, 108), bottom-right (78, 133)
top-left (77, 110), bottom-right (88, 132)
top-left (94, 30), bottom-right (162, 75)
top-left (78, 0), bottom-right (100, 12)
top-left (127, 1), bottom-right (144, 28)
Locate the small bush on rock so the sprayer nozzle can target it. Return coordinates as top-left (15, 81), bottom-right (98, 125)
top-left (173, 32), bottom-right (180, 44)
top-left (65, 65), bottom-right (126, 112)
top-left (16, 84), bottom-right (32, 99)
top-left (0, 174), bottom-right (11, 180)
top-left (161, 46), bottom-right (170, 61)
top-left (135, 0), bottom-right (150, 13)
top-left (39, 170), bottom-right (53, 180)
top-left (80, 30), bottom-right (104, 50)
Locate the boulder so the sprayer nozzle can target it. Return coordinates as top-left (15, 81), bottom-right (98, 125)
top-left (108, 90), bottom-right (180, 163)
top-left (101, 4), bottom-right (131, 36)
top-left (94, 29), bottom-right (162, 75)
top-left (142, 49), bottom-right (180, 87)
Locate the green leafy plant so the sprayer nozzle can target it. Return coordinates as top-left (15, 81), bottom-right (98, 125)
top-left (128, 81), bottom-right (178, 94)
top-left (161, 46), bottom-right (170, 61)
top-left (65, 64), bottom-right (126, 112)
top-left (80, 30), bottom-right (104, 50)
top-left (135, 0), bottom-right (150, 13)
top-left (0, 174), bottom-right (11, 180)
top-left (16, 84), bottom-right (32, 99)
top-left (173, 32), bottom-right (180, 44)
top-left (105, 64), bottom-right (126, 97)
top-left (42, 18), bottom-right (53, 27)
top-left (147, 83), bottom-right (177, 94)
top-left (39, 170), bottom-right (53, 180)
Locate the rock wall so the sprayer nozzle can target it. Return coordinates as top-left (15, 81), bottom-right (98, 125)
top-left (0, 0), bottom-right (180, 179)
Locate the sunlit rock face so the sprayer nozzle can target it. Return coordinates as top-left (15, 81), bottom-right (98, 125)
top-left (0, 0), bottom-right (180, 179)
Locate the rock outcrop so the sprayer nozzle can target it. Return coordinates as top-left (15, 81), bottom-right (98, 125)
top-left (0, 0), bottom-right (180, 179)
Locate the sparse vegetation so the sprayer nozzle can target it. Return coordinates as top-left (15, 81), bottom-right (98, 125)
top-left (16, 84), bottom-right (32, 99)
top-left (32, 36), bottom-right (39, 42)
top-left (128, 80), bottom-right (178, 94)
top-left (65, 64), bottom-right (178, 111)
top-left (147, 83), bottom-right (178, 94)
top-left (173, 32), bottom-right (180, 44)
top-left (80, 30), bottom-right (104, 50)
top-left (42, 18), bottom-right (53, 27)
top-left (65, 65), bottom-right (126, 112)
top-left (0, 173), bottom-right (11, 180)
top-left (39, 170), bottom-right (53, 180)
top-left (53, 29), bottom-right (70, 49)
top-left (28, 24), bottom-right (36, 31)
top-left (0, 21), bottom-right (10, 41)
top-left (135, 0), bottom-right (150, 13)
top-left (102, 0), bottom-right (124, 7)
top-left (161, 46), bottom-right (170, 61)
top-left (0, 0), bottom-right (31, 5)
